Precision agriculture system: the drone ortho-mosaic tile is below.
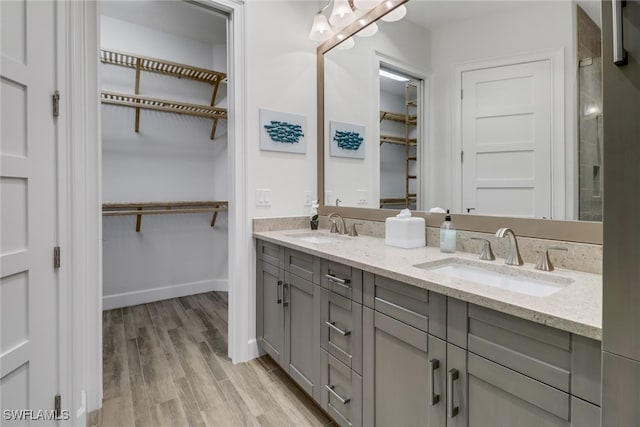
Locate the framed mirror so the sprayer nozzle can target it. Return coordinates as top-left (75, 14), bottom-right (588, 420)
top-left (317, 0), bottom-right (603, 243)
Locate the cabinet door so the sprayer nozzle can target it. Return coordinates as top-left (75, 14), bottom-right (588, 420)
top-left (363, 308), bottom-right (446, 427)
top-left (257, 260), bottom-right (284, 366)
top-left (284, 272), bottom-right (321, 401)
top-left (465, 352), bottom-right (571, 427)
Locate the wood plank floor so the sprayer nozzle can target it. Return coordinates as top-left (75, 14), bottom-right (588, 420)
top-left (100, 292), bottom-right (334, 427)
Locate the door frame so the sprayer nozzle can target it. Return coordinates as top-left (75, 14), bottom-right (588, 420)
top-left (64, 0), bottom-right (248, 422)
top-left (451, 48), bottom-right (566, 219)
top-left (372, 51), bottom-right (430, 211)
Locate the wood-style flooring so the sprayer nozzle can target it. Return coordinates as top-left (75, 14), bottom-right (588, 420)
top-left (100, 292), bottom-right (334, 427)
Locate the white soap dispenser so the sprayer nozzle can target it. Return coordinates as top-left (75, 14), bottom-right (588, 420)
top-left (440, 210), bottom-right (456, 253)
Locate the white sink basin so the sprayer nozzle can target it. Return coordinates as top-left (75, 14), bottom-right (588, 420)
top-left (414, 259), bottom-right (572, 297)
top-left (286, 232), bottom-right (348, 244)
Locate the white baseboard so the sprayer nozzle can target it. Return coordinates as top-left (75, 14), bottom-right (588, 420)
top-left (103, 279), bottom-right (228, 310)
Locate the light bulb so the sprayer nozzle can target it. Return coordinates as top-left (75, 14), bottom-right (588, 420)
top-left (308, 13), bottom-right (332, 42)
top-left (381, 4), bottom-right (407, 22)
top-left (329, 0), bottom-right (356, 28)
top-left (336, 37), bottom-right (355, 50)
top-left (356, 22), bottom-right (378, 37)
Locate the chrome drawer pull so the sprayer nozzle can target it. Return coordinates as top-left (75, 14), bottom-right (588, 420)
top-left (325, 274), bottom-right (351, 288)
top-left (429, 359), bottom-right (440, 406)
top-left (447, 369), bottom-right (459, 418)
top-left (325, 384), bottom-right (351, 405)
top-left (325, 321), bottom-right (351, 336)
top-left (277, 280), bottom-right (282, 304)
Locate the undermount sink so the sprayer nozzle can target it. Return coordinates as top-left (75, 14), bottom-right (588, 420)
top-left (286, 232), bottom-right (348, 244)
top-left (413, 258), bottom-right (572, 297)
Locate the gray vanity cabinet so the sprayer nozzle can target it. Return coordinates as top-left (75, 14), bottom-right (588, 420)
top-left (256, 241), bottom-right (321, 402)
top-left (363, 307), bottom-right (447, 427)
top-left (446, 298), bottom-right (602, 427)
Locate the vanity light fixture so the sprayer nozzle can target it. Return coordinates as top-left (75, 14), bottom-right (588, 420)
top-left (336, 37), bottom-right (355, 50)
top-left (309, 1), bottom-right (334, 42)
top-left (379, 69), bottom-right (409, 82)
top-left (309, 12), bottom-right (333, 42)
top-left (381, 4), bottom-right (407, 21)
top-left (356, 21), bottom-right (378, 37)
top-left (330, 0), bottom-right (357, 27)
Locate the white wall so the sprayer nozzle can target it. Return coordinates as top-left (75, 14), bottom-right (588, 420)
top-left (428, 2), bottom-right (576, 214)
top-left (100, 16), bottom-right (229, 308)
top-left (244, 0), bottom-right (320, 356)
top-left (246, 1), bottom-right (319, 220)
top-left (324, 19), bottom-right (430, 207)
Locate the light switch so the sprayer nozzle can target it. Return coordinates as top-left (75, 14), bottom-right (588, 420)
top-left (304, 190), bottom-right (312, 206)
top-left (256, 189), bottom-right (272, 207)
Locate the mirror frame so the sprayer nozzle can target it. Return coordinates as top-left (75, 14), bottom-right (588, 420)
top-left (316, 0), bottom-right (602, 244)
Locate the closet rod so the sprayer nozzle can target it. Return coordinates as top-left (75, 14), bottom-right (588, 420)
top-left (102, 201), bottom-right (228, 232)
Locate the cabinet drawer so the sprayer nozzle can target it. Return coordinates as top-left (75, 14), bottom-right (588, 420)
top-left (320, 350), bottom-right (362, 427)
top-left (363, 273), bottom-right (446, 338)
top-left (468, 352), bottom-right (571, 422)
top-left (257, 239), bottom-right (283, 268)
top-left (467, 304), bottom-right (572, 393)
top-left (321, 259), bottom-right (363, 303)
top-left (286, 248), bottom-right (320, 284)
top-left (321, 288), bottom-right (363, 374)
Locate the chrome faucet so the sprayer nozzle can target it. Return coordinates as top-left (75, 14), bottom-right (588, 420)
top-left (495, 228), bottom-right (524, 266)
top-left (328, 212), bottom-right (348, 235)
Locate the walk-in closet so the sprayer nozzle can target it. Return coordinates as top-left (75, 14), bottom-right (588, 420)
top-left (99, 4), bottom-right (232, 419)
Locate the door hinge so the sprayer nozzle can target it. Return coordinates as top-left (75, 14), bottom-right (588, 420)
top-left (53, 246), bottom-right (61, 269)
top-left (460, 89), bottom-right (463, 99)
top-left (52, 90), bottom-right (60, 118)
top-left (54, 394), bottom-right (61, 419)
top-left (461, 151), bottom-right (464, 163)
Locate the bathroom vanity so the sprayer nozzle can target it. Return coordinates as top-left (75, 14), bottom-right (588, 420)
top-left (254, 229), bottom-right (602, 427)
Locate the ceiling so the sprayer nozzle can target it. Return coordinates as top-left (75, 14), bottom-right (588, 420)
top-left (100, 0), bottom-right (227, 44)
top-left (403, 0), bottom-right (601, 30)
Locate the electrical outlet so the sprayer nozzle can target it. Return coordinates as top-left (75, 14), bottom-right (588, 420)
top-left (325, 191), bottom-right (333, 205)
top-left (357, 189), bottom-right (368, 205)
top-left (304, 190), bottom-right (312, 206)
top-left (256, 189), bottom-right (272, 207)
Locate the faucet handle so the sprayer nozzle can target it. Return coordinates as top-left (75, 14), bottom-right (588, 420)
top-left (348, 222), bottom-right (363, 237)
top-left (470, 237), bottom-right (496, 261)
top-left (329, 219), bottom-right (339, 233)
top-left (535, 246), bottom-right (568, 271)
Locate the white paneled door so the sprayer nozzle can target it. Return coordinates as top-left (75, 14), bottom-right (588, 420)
top-left (1, 0), bottom-right (60, 423)
top-left (461, 60), bottom-right (552, 218)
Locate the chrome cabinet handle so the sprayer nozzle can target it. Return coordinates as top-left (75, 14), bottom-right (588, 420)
top-left (325, 384), bottom-right (351, 405)
top-left (325, 321), bottom-right (351, 336)
top-left (283, 283), bottom-right (289, 307)
top-left (429, 359), bottom-right (440, 406)
top-left (447, 369), bottom-right (459, 418)
top-left (276, 280), bottom-right (282, 304)
top-left (612, 0), bottom-right (628, 66)
top-left (325, 273), bottom-right (351, 286)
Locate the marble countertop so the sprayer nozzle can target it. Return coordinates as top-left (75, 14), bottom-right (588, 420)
top-left (253, 229), bottom-right (602, 340)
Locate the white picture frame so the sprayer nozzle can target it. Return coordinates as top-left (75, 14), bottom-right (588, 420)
top-left (259, 109), bottom-right (307, 154)
top-left (329, 120), bottom-right (366, 159)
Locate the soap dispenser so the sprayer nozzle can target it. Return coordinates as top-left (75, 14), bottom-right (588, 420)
top-left (440, 210), bottom-right (456, 253)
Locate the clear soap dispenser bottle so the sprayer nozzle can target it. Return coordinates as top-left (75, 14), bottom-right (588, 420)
top-left (440, 210), bottom-right (456, 253)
